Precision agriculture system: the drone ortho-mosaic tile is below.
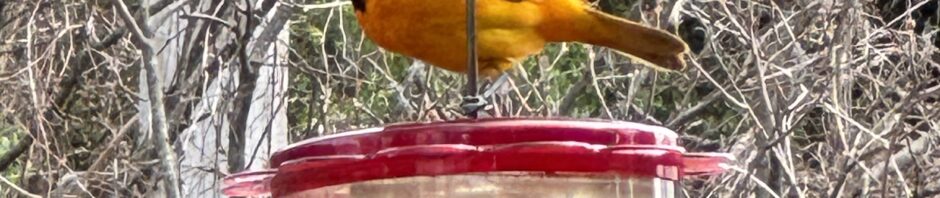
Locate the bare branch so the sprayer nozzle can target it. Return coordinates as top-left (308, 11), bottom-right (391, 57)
top-left (113, 0), bottom-right (150, 44)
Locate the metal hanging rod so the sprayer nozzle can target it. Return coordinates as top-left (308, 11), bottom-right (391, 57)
top-left (464, 0), bottom-right (480, 118)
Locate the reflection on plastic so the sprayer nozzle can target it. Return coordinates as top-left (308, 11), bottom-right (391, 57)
top-left (283, 173), bottom-right (675, 198)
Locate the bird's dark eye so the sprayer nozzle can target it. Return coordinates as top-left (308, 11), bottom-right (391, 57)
top-left (352, 0), bottom-right (366, 12)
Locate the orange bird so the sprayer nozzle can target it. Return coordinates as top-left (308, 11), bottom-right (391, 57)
top-left (351, 0), bottom-right (689, 78)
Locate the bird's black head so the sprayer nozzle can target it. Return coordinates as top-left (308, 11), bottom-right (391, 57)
top-left (352, 0), bottom-right (365, 12)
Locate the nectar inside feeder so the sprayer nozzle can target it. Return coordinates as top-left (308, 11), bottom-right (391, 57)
top-left (222, 118), bottom-right (733, 197)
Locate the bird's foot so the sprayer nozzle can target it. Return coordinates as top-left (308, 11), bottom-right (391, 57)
top-left (482, 73), bottom-right (511, 97)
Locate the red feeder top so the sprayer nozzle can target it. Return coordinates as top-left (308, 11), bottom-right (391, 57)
top-left (223, 117), bottom-right (732, 197)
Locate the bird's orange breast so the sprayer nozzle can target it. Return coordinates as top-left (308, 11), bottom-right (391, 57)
top-left (355, 0), bottom-right (562, 77)
top-left (353, 0), bottom-right (689, 77)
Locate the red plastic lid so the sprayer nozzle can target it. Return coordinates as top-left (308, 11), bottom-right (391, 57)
top-left (222, 117), bottom-right (732, 197)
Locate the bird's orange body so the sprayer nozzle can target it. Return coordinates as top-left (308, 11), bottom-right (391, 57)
top-left (352, 0), bottom-right (689, 78)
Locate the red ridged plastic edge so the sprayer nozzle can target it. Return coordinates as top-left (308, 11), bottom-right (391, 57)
top-left (221, 117), bottom-right (732, 197)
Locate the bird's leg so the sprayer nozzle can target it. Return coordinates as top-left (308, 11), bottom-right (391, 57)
top-left (482, 72), bottom-right (511, 98)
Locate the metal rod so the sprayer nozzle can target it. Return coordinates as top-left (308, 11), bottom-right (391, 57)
top-left (465, 0), bottom-right (479, 118)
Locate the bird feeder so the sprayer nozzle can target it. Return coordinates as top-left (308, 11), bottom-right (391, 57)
top-left (222, 118), bottom-right (731, 197)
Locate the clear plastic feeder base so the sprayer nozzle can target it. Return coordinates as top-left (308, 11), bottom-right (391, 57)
top-left (285, 173), bottom-right (675, 198)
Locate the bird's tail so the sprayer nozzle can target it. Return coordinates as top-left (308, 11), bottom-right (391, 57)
top-left (552, 9), bottom-right (690, 71)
